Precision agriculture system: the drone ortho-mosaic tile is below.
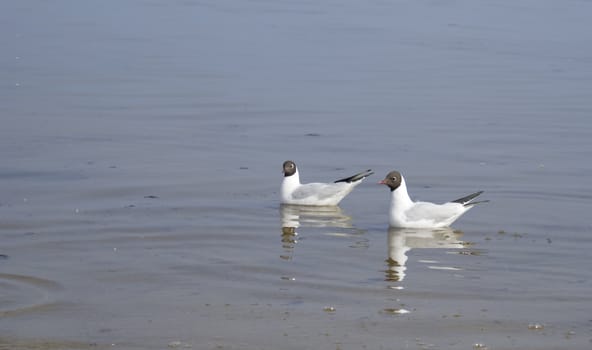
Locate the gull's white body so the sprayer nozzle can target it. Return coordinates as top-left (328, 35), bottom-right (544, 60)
top-left (280, 161), bottom-right (373, 206)
top-left (281, 169), bottom-right (362, 206)
top-left (387, 175), bottom-right (480, 228)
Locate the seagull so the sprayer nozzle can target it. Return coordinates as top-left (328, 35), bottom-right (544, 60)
top-left (379, 170), bottom-right (488, 228)
top-left (281, 160), bottom-right (373, 206)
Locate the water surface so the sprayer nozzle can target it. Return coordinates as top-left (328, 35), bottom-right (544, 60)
top-left (1, 0), bottom-right (592, 349)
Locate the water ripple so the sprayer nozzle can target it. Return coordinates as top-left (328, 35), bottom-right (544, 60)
top-left (0, 273), bottom-right (62, 317)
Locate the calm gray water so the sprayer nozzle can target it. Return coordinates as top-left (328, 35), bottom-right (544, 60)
top-left (2, 0), bottom-right (592, 349)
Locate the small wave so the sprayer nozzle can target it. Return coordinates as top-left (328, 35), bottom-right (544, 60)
top-left (0, 273), bottom-right (62, 317)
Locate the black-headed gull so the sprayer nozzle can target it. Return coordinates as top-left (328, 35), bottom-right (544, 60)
top-left (379, 170), bottom-right (487, 228)
top-left (281, 160), bottom-right (373, 206)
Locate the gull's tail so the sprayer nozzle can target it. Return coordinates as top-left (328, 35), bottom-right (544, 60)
top-left (334, 169), bottom-right (374, 183)
top-left (451, 191), bottom-right (489, 206)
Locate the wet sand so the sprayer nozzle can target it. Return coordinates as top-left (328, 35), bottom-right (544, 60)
top-left (2, 0), bottom-right (592, 349)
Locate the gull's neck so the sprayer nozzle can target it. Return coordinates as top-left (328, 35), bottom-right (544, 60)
top-left (281, 169), bottom-right (301, 202)
top-left (284, 168), bottom-right (300, 185)
top-left (391, 176), bottom-right (414, 209)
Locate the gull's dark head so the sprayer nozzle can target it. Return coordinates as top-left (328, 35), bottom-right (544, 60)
top-left (283, 160), bottom-right (297, 177)
top-left (379, 170), bottom-right (402, 191)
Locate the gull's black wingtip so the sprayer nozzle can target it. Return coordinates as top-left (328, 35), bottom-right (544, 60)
top-left (334, 169), bottom-right (374, 183)
top-left (451, 190), bottom-right (485, 206)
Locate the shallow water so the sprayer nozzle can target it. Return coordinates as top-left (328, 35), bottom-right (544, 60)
top-left (2, 0), bottom-right (592, 349)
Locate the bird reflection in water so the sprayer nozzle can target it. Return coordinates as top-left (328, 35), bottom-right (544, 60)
top-left (385, 227), bottom-right (465, 284)
top-left (279, 204), bottom-right (354, 261)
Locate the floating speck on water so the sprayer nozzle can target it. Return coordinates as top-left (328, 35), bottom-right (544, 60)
top-left (528, 323), bottom-right (544, 330)
top-left (168, 341), bottom-right (191, 348)
top-left (416, 340), bottom-right (435, 349)
top-left (473, 343), bottom-right (488, 350)
top-left (239, 166), bottom-right (248, 170)
top-left (144, 195), bottom-right (159, 199)
top-left (306, 133), bottom-right (321, 137)
top-left (498, 230), bottom-right (506, 235)
top-left (381, 308), bottom-right (410, 315)
top-left (280, 276), bottom-right (295, 281)
top-left (323, 306), bottom-right (336, 313)
top-left (0, 254), bottom-right (8, 259)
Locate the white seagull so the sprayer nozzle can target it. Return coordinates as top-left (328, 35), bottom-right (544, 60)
top-left (379, 170), bottom-right (488, 228)
top-left (281, 160), bottom-right (373, 206)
